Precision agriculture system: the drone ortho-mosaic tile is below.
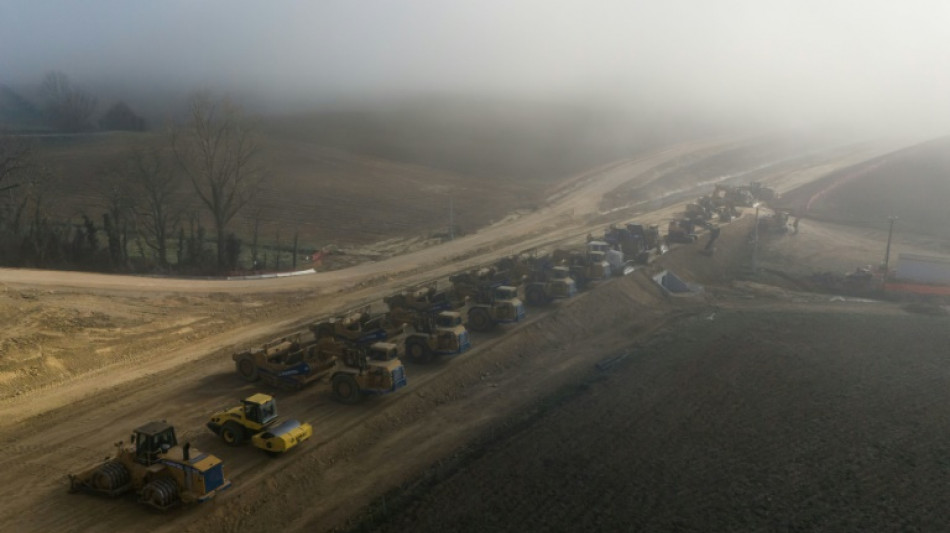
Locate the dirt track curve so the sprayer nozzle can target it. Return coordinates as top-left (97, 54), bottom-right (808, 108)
top-left (0, 136), bottom-right (916, 532)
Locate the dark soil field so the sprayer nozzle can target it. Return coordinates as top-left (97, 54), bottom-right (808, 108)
top-left (780, 136), bottom-right (950, 238)
top-left (352, 307), bottom-right (950, 533)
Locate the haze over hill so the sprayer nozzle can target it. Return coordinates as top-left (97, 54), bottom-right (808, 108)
top-left (3, 1), bottom-right (949, 138)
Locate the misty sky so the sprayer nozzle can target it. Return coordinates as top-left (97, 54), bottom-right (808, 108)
top-left (3, 1), bottom-right (949, 130)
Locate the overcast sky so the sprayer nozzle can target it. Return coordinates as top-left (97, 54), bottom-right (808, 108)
top-left (2, 1), bottom-right (949, 131)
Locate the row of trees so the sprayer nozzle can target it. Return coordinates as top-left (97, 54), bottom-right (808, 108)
top-left (38, 71), bottom-right (146, 132)
top-left (0, 93), bottom-right (303, 275)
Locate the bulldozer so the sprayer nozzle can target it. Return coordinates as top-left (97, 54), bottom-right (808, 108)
top-left (232, 334), bottom-right (337, 390)
top-left (449, 271), bottom-right (525, 332)
top-left (207, 393), bottom-right (312, 455)
top-left (69, 421), bottom-right (231, 511)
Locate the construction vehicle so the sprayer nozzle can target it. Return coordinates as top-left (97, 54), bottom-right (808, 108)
top-left (69, 421), bottom-right (231, 511)
top-left (523, 264), bottom-right (577, 306)
top-left (666, 219), bottom-right (698, 244)
top-left (604, 223), bottom-right (662, 264)
top-left (232, 334), bottom-right (337, 390)
top-left (713, 184), bottom-right (755, 207)
top-left (746, 181), bottom-right (776, 203)
top-left (387, 303), bottom-right (471, 363)
top-left (311, 305), bottom-right (404, 346)
top-left (207, 393), bottom-right (312, 455)
top-left (553, 243), bottom-right (611, 289)
top-left (383, 281), bottom-right (457, 314)
top-left (449, 271), bottom-right (525, 332)
top-left (323, 339), bottom-right (407, 404)
top-left (234, 332), bottom-right (407, 403)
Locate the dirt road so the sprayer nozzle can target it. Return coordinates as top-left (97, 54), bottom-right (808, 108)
top-left (0, 135), bottom-right (922, 532)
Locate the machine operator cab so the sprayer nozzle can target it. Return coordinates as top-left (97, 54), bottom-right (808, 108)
top-left (131, 421), bottom-right (178, 466)
top-left (494, 286), bottom-right (518, 301)
top-left (242, 393), bottom-right (279, 426)
top-left (434, 311), bottom-right (463, 329)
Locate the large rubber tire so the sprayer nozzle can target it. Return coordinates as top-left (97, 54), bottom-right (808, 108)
top-left (406, 338), bottom-right (434, 364)
top-left (525, 286), bottom-right (548, 307)
top-left (140, 477), bottom-right (179, 511)
top-left (91, 461), bottom-right (130, 492)
top-left (467, 307), bottom-right (493, 332)
top-left (221, 422), bottom-right (246, 446)
top-left (332, 374), bottom-right (363, 404)
top-left (235, 355), bottom-right (260, 382)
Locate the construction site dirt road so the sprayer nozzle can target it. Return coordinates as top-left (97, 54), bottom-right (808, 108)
top-left (0, 136), bottom-right (923, 532)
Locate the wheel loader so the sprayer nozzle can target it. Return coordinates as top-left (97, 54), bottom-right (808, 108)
top-left (232, 334), bottom-right (337, 390)
top-left (448, 273), bottom-right (525, 332)
top-left (207, 393), bottom-right (312, 455)
top-left (69, 421), bottom-right (231, 511)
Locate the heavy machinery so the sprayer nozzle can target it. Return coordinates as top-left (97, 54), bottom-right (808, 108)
top-left (387, 306), bottom-right (471, 364)
top-left (553, 243), bottom-right (611, 289)
top-left (232, 334), bottom-right (337, 390)
top-left (207, 393), bottom-right (312, 455)
top-left (713, 184), bottom-right (755, 207)
top-left (523, 264), bottom-right (577, 306)
top-left (383, 282), bottom-right (457, 314)
top-left (234, 332), bottom-right (407, 404)
top-left (311, 305), bottom-right (404, 346)
top-left (666, 219), bottom-right (698, 244)
top-left (604, 223), bottom-right (662, 264)
top-left (449, 271), bottom-right (525, 332)
top-left (324, 339), bottom-right (407, 404)
top-left (745, 181), bottom-right (776, 203)
top-left (69, 421), bottom-right (231, 511)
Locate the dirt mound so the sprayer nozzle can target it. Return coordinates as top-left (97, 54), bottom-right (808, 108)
top-left (353, 308), bottom-right (950, 533)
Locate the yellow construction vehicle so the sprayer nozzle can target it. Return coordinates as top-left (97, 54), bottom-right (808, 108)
top-left (324, 340), bottom-right (407, 403)
top-left (69, 421), bottom-right (231, 511)
top-left (232, 334), bottom-right (337, 390)
top-left (207, 393), bottom-right (312, 455)
top-left (311, 305), bottom-right (405, 346)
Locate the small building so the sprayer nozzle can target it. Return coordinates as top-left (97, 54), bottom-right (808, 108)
top-left (896, 253), bottom-right (950, 285)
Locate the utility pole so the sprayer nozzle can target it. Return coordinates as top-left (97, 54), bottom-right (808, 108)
top-left (448, 195), bottom-right (455, 241)
top-left (883, 216), bottom-right (898, 291)
top-left (751, 202), bottom-right (761, 274)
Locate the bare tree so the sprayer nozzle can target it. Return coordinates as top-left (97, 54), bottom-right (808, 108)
top-left (172, 93), bottom-right (263, 271)
top-left (40, 71), bottom-right (98, 133)
top-left (126, 147), bottom-right (181, 268)
top-left (0, 134), bottom-right (33, 191)
top-left (93, 164), bottom-right (136, 270)
top-left (0, 135), bottom-right (35, 247)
